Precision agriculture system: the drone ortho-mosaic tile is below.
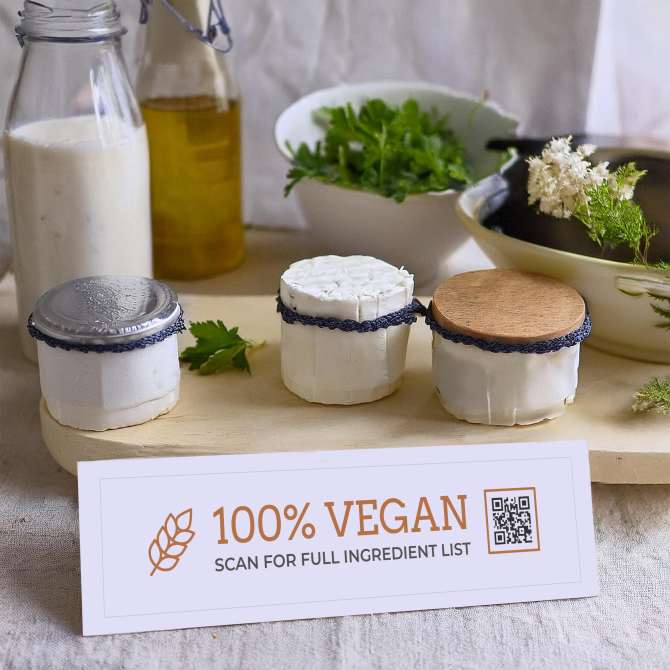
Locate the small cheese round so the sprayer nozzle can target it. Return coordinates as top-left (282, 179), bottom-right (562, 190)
top-left (279, 256), bottom-right (414, 405)
top-left (280, 255), bottom-right (414, 321)
top-left (430, 269), bottom-right (585, 426)
top-left (432, 339), bottom-right (580, 425)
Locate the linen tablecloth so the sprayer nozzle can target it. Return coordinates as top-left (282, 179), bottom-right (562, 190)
top-left (1, 232), bottom-right (669, 669)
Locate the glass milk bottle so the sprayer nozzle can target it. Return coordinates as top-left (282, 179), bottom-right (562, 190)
top-left (4, 1), bottom-right (152, 361)
top-left (137, 0), bottom-right (244, 279)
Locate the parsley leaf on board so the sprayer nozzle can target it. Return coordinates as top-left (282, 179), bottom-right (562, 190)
top-left (179, 320), bottom-right (263, 375)
top-left (284, 98), bottom-right (490, 203)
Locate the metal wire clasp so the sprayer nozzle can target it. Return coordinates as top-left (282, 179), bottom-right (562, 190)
top-left (139, 0), bottom-right (233, 53)
top-left (15, 4), bottom-right (30, 47)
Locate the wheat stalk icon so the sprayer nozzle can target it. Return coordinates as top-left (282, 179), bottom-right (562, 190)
top-left (148, 508), bottom-right (195, 576)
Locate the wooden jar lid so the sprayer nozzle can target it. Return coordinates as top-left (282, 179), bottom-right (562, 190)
top-left (432, 269), bottom-right (586, 344)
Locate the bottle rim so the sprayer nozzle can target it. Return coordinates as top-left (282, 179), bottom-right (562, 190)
top-left (16, 0), bottom-right (127, 43)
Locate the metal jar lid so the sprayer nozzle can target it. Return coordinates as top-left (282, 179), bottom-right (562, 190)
top-left (28, 275), bottom-right (183, 349)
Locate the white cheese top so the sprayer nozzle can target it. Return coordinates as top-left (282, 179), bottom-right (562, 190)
top-left (280, 255), bottom-right (414, 321)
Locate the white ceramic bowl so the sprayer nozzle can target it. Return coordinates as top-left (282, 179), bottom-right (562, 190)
top-left (457, 172), bottom-right (670, 364)
top-left (275, 81), bottom-right (517, 285)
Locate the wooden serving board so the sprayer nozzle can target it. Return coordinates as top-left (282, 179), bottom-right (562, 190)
top-left (42, 295), bottom-right (670, 483)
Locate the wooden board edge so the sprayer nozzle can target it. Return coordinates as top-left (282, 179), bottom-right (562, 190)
top-left (40, 400), bottom-right (670, 484)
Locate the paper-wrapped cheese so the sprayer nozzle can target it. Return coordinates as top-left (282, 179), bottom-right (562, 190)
top-left (429, 269), bottom-right (589, 426)
top-left (28, 276), bottom-right (184, 431)
top-left (279, 255), bottom-right (415, 404)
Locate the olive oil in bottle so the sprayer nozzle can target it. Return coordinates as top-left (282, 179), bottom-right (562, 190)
top-left (137, 0), bottom-right (244, 280)
top-left (141, 96), bottom-right (243, 279)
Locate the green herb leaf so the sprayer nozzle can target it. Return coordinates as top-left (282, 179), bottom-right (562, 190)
top-left (179, 320), bottom-right (262, 375)
top-left (632, 376), bottom-right (670, 414)
top-left (572, 163), bottom-right (656, 265)
top-left (283, 98), bottom-right (494, 203)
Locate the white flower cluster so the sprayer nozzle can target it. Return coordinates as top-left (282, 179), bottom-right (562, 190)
top-left (526, 136), bottom-right (631, 219)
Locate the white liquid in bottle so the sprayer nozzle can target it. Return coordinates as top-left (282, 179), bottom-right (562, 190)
top-left (4, 115), bottom-right (153, 360)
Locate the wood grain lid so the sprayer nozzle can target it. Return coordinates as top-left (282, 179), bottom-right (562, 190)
top-left (431, 269), bottom-right (586, 344)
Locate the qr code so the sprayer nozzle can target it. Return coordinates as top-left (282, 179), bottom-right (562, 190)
top-left (484, 488), bottom-right (540, 554)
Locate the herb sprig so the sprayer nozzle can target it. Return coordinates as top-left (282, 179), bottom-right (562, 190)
top-left (527, 138), bottom-right (654, 263)
top-left (632, 377), bottom-right (670, 414)
top-left (180, 320), bottom-right (263, 375)
top-left (572, 163), bottom-right (654, 265)
top-left (527, 138), bottom-right (670, 414)
top-left (284, 98), bottom-right (476, 203)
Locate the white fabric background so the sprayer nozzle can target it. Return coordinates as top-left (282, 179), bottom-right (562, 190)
top-left (1, 0), bottom-right (669, 235)
top-left (586, 0), bottom-right (670, 137)
top-left (1, 0), bottom-right (669, 237)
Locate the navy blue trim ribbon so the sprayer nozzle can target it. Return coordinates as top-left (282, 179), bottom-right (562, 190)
top-left (276, 296), bottom-right (425, 333)
top-left (27, 308), bottom-right (186, 354)
top-left (424, 301), bottom-right (591, 354)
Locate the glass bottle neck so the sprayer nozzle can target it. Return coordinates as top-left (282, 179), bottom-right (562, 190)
top-left (16, 0), bottom-right (125, 45)
top-left (153, 0), bottom-right (212, 30)
top-left (142, 0), bottom-right (232, 55)
top-left (145, 0), bottom-right (213, 57)
top-left (137, 0), bottom-right (237, 104)
top-left (6, 26), bottom-right (143, 135)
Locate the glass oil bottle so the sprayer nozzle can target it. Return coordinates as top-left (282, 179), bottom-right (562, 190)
top-left (137, 0), bottom-right (244, 279)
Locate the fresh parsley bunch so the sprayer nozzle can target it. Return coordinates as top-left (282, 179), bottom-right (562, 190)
top-left (284, 98), bottom-right (475, 203)
top-left (180, 320), bottom-right (262, 375)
